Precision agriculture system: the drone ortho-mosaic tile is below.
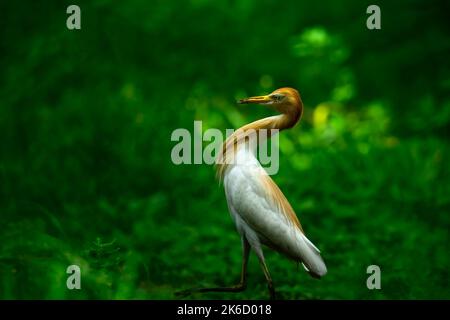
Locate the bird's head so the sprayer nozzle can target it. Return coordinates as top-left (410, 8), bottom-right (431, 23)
top-left (237, 87), bottom-right (303, 120)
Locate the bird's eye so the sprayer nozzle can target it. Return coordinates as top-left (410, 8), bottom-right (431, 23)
top-left (271, 94), bottom-right (284, 102)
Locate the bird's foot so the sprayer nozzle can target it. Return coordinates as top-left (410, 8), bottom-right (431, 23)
top-left (174, 289), bottom-right (194, 298)
top-left (268, 283), bottom-right (276, 300)
top-left (269, 291), bottom-right (276, 300)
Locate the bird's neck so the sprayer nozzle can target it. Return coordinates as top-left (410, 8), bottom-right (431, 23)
top-left (216, 111), bottom-right (301, 180)
top-left (240, 110), bottom-right (301, 133)
top-left (229, 112), bottom-right (300, 151)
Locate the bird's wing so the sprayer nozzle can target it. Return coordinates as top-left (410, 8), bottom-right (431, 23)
top-left (258, 172), bottom-right (304, 233)
top-left (224, 163), bottom-right (327, 277)
top-left (225, 163), bottom-right (304, 236)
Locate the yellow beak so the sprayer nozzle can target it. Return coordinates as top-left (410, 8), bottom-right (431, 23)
top-left (237, 95), bottom-right (272, 105)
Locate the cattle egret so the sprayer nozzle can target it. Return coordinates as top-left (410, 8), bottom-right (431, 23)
top-left (177, 88), bottom-right (327, 299)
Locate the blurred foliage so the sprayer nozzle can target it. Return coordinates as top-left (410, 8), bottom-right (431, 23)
top-left (0, 0), bottom-right (449, 299)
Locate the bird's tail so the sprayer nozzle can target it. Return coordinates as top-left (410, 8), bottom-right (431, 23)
top-left (296, 233), bottom-right (327, 278)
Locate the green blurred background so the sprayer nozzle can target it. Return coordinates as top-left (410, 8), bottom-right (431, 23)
top-left (1, 0), bottom-right (449, 299)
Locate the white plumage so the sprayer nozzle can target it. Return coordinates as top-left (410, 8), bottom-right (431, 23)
top-left (224, 147), bottom-right (327, 278)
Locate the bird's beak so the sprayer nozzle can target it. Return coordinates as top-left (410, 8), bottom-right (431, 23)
top-left (237, 95), bottom-right (272, 105)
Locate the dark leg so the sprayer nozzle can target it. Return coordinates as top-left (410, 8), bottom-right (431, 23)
top-left (175, 237), bottom-right (250, 298)
top-left (257, 254), bottom-right (276, 300)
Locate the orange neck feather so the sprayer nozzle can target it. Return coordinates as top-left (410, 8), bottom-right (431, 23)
top-left (216, 105), bottom-right (302, 180)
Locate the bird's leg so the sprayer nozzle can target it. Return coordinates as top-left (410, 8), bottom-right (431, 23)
top-left (257, 255), bottom-right (276, 300)
top-left (175, 238), bottom-right (250, 298)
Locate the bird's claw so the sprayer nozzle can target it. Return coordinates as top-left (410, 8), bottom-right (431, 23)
top-left (174, 289), bottom-right (193, 298)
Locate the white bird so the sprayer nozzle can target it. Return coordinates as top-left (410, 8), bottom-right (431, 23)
top-left (178, 88), bottom-right (327, 299)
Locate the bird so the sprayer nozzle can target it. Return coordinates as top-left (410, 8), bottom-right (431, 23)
top-left (177, 87), bottom-right (327, 300)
